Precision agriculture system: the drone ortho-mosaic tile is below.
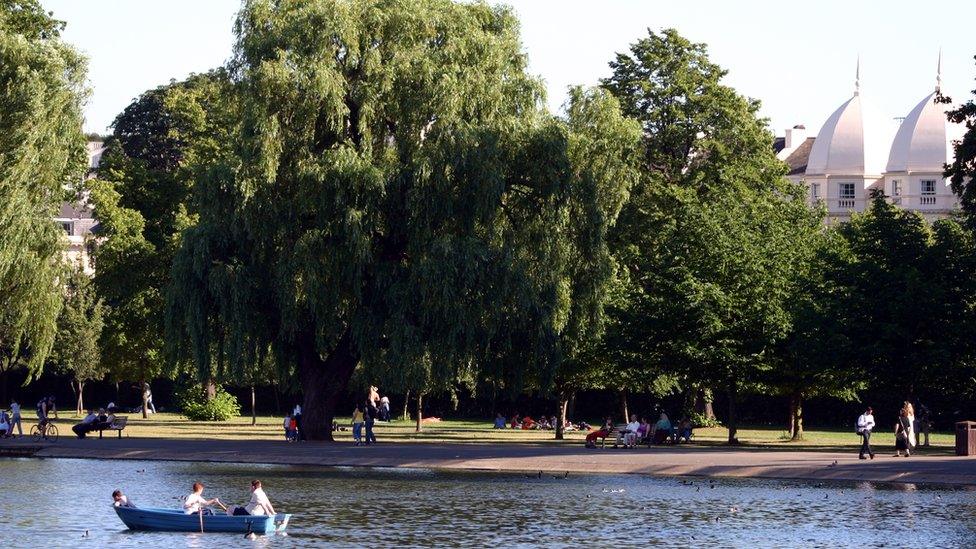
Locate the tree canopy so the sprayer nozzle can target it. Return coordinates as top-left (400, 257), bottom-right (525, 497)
top-left (0, 0), bottom-right (86, 388)
top-left (166, 0), bottom-right (640, 439)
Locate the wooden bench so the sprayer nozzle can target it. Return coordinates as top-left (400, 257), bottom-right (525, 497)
top-left (599, 426), bottom-right (627, 448)
top-left (98, 416), bottom-right (127, 439)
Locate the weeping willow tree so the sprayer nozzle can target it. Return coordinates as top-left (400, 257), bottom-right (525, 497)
top-left (166, 0), bottom-right (639, 440)
top-left (0, 1), bottom-right (87, 400)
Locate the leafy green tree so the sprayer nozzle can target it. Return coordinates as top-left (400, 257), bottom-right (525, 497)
top-left (945, 62), bottom-right (976, 218)
top-left (0, 0), bottom-right (86, 399)
top-left (600, 29), bottom-right (821, 443)
top-left (49, 269), bottom-right (105, 414)
top-left (769, 228), bottom-right (862, 440)
top-left (167, 0), bottom-right (639, 440)
top-left (90, 72), bottom-right (230, 415)
top-left (840, 194), bottom-right (935, 401)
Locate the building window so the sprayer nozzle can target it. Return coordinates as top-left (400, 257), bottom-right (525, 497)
top-left (921, 179), bottom-right (936, 205)
top-left (810, 182), bottom-right (820, 201)
top-left (892, 180), bottom-right (901, 196)
top-left (838, 182), bottom-right (855, 208)
top-left (60, 221), bottom-right (72, 234)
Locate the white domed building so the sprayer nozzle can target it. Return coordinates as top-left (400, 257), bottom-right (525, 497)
top-left (777, 61), bottom-right (965, 222)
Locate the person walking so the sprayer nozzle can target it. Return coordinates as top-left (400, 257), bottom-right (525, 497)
top-left (293, 404), bottom-right (304, 441)
top-left (351, 404), bottom-right (365, 446)
top-left (143, 382), bottom-right (156, 414)
top-left (856, 406), bottom-right (875, 460)
top-left (903, 402), bottom-right (917, 451)
top-left (10, 399), bottom-right (22, 437)
top-left (894, 407), bottom-right (912, 457)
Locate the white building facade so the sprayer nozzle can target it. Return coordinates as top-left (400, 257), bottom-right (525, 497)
top-left (776, 64), bottom-right (965, 222)
top-left (56, 139), bottom-right (105, 274)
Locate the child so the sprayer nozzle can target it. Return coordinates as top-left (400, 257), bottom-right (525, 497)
top-left (112, 489), bottom-right (137, 508)
top-left (283, 414), bottom-right (293, 441)
top-left (352, 404), bottom-right (365, 445)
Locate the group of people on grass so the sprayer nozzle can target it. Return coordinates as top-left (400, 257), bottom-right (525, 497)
top-left (856, 402), bottom-right (932, 459)
top-left (71, 408), bottom-right (118, 439)
top-left (112, 479), bottom-right (277, 517)
top-left (0, 400), bottom-right (23, 438)
top-left (584, 413), bottom-right (693, 449)
top-left (494, 413), bottom-right (591, 432)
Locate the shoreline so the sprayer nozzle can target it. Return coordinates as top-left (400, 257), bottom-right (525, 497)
top-left (3, 437), bottom-right (974, 487)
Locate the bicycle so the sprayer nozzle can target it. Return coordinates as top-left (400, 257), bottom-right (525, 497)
top-left (30, 419), bottom-right (59, 442)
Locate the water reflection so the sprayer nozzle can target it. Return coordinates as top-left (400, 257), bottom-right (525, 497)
top-left (0, 458), bottom-right (973, 547)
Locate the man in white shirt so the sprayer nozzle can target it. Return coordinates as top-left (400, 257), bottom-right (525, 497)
top-left (856, 406), bottom-right (875, 460)
top-left (228, 480), bottom-right (276, 516)
top-left (72, 410), bottom-right (98, 439)
top-left (617, 415), bottom-right (641, 448)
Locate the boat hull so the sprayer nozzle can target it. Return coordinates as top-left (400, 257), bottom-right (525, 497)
top-left (114, 506), bottom-right (290, 534)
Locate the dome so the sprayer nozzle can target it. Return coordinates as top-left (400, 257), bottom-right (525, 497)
top-left (805, 93), bottom-right (892, 177)
top-left (886, 91), bottom-right (964, 173)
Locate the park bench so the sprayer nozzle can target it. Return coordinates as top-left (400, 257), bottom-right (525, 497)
top-left (98, 416), bottom-right (127, 439)
top-left (599, 425), bottom-right (627, 448)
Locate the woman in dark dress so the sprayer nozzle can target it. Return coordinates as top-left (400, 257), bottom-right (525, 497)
top-left (894, 407), bottom-right (912, 457)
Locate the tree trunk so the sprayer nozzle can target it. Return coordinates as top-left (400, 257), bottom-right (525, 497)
top-left (251, 385), bottom-right (257, 426)
top-left (567, 392), bottom-right (576, 423)
top-left (415, 393), bottom-right (423, 433)
top-left (693, 387), bottom-right (716, 421)
top-left (0, 362), bottom-right (9, 409)
top-left (619, 389), bottom-right (629, 423)
top-left (789, 392), bottom-right (803, 441)
top-left (298, 329), bottom-right (357, 441)
top-left (141, 378), bottom-right (148, 419)
top-left (727, 383), bottom-right (739, 445)
top-left (273, 383), bottom-right (281, 415)
top-left (205, 379), bottom-right (217, 401)
top-left (76, 380), bottom-right (85, 415)
top-left (402, 390), bottom-right (411, 421)
top-left (555, 397), bottom-right (568, 440)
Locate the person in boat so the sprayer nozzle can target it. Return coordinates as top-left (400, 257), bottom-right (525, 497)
top-left (183, 482), bottom-right (225, 515)
top-left (112, 489), bottom-right (137, 508)
top-left (227, 480), bottom-right (277, 517)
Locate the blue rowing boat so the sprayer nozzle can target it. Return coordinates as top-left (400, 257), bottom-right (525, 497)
top-left (114, 506), bottom-right (291, 534)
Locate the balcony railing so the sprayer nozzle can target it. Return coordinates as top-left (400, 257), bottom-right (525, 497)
top-left (838, 199), bottom-right (855, 209)
top-left (920, 195), bottom-right (936, 205)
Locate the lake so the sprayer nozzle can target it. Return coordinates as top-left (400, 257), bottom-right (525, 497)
top-left (0, 458), bottom-right (973, 547)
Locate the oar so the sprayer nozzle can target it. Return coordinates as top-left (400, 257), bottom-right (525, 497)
top-left (199, 509), bottom-right (204, 533)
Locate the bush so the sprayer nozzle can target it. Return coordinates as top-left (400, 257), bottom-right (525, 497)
top-left (689, 411), bottom-right (722, 429)
top-left (177, 385), bottom-right (241, 421)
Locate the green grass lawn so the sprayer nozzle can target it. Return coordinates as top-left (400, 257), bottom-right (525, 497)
top-left (24, 412), bottom-right (957, 453)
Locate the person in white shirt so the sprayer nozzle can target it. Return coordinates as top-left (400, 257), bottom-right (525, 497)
top-left (856, 406), bottom-right (876, 460)
top-left (617, 415), bottom-right (641, 448)
top-left (228, 480), bottom-right (276, 516)
top-left (183, 482), bottom-right (225, 515)
top-left (112, 489), bottom-right (137, 508)
top-left (10, 400), bottom-right (22, 437)
top-left (72, 410), bottom-right (99, 439)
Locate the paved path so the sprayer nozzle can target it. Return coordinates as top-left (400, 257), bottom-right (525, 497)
top-left (3, 437), bottom-right (975, 485)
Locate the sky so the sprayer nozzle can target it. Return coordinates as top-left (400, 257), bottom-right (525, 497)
top-left (43, 0), bottom-right (976, 137)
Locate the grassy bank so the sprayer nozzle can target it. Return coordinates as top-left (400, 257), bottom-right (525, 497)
top-left (20, 412), bottom-right (957, 453)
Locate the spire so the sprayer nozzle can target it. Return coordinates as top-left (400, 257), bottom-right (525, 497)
top-left (936, 48), bottom-right (942, 93)
top-left (854, 55), bottom-right (860, 96)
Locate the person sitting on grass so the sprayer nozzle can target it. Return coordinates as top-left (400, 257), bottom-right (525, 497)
top-left (227, 480), bottom-right (277, 516)
top-left (112, 489), bottom-right (137, 508)
top-left (493, 413), bottom-right (507, 429)
top-left (584, 417), bottom-right (614, 448)
top-left (536, 416), bottom-right (550, 430)
top-left (71, 409), bottom-right (99, 439)
top-left (183, 482), bottom-right (225, 515)
top-left (510, 413), bottom-right (521, 429)
top-left (521, 415), bottom-right (536, 430)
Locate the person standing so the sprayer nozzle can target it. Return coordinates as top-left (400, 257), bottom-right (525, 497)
top-left (916, 403), bottom-right (932, 447)
top-left (903, 402), bottom-right (917, 451)
top-left (364, 401), bottom-right (377, 444)
top-left (10, 399), bottom-right (22, 437)
top-left (293, 404), bottom-right (304, 441)
top-left (143, 383), bottom-right (156, 414)
top-left (856, 406), bottom-right (875, 460)
top-left (379, 395), bottom-right (391, 422)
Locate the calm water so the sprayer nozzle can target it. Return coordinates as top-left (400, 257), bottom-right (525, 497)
top-left (0, 458), bottom-right (974, 548)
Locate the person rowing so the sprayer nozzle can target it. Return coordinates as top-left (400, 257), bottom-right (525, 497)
top-left (227, 479), bottom-right (276, 517)
top-left (183, 482), bottom-right (226, 515)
